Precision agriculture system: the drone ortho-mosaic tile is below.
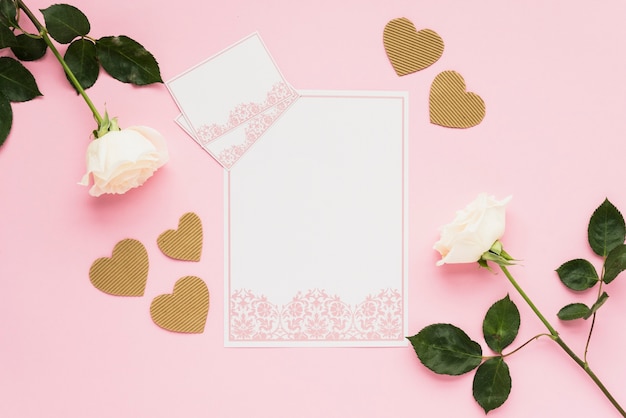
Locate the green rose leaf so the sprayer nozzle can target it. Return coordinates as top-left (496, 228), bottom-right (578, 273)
top-left (0, 57), bottom-right (42, 102)
top-left (585, 292), bottom-right (609, 319)
top-left (0, 92), bottom-right (12, 147)
top-left (96, 36), bottom-right (162, 85)
top-left (0, 22), bottom-right (16, 48)
top-left (407, 323), bottom-right (483, 376)
top-left (556, 258), bottom-right (599, 291)
top-left (557, 303), bottom-right (591, 321)
top-left (64, 38), bottom-right (98, 91)
top-left (40, 4), bottom-right (90, 44)
top-left (588, 199), bottom-right (626, 257)
top-left (0, 0), bottom-right (17, 27)
top-left (483, 295), bottom-right (520, 353)
top-left (472, 357), bottom-right (512, 414)
top-left (11, 34), bottom-right (47, 61)
top-left (604, 244), bottom-right (626, 284)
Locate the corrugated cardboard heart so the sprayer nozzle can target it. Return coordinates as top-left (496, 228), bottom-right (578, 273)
top-left (150, 276), bottom-right (209, 333)
top-left (89, 239), bottom-right (149, 297)
top-left (157, 212), bottom-right (203, 262)
top-left (383, 17), bottom-right (444, 76)
top-left (430, 70), bottom-right (486, 128)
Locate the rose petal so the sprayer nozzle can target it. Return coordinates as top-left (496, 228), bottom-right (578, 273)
top-left (434, 194), bottom-right (512, 266)
top-left (127, 126), bottom-right (169, 167)
top-left (80, 125), bottom-right (169, 196)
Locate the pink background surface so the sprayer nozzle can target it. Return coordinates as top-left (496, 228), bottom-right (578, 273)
top-left (1, 0), bottom-right (626, 416)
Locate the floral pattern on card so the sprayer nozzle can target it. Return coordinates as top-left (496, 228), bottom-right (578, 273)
top-left (195, 82), bottom-right (296, 144)
top-left (214, 93), bottom-right (298, 168)
top-left (229, 288), bottom-right (403, 341)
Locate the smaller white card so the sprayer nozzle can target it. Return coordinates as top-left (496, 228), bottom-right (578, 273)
top-left (167, 33), bottom-right (297, 168)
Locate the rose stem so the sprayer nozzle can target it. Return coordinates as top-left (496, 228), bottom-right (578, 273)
top-left (584, 264), bottom-right (605, 363)
top-left (15, 0), bottom-right (104, 127)
top-left (500, 264), bottom-right (626, 417)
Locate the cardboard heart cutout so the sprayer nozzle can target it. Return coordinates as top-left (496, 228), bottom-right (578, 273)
top-left (383, 17), bottom-right (444, 76)
top-left (157, 212), bottom-right (203, 262)
top-left (89, 239), bottom-right (149, 296)
top-left (429, 70), bottom-right (486, 129)
top-left (150, 276), bottom-right (209, 333)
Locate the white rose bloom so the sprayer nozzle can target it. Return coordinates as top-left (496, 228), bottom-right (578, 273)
top-left (79, 126), bottom-right (169, 197)
top-left (434, 193), bottom-right (512, 266)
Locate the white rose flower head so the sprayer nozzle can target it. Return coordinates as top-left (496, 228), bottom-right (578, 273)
top-left (79, 126), bottom-right (169, 197)
top-left (434, 193), bottom-right (512, 266)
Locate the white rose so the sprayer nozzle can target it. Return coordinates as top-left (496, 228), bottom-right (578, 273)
top-left (433, 193), bottom-right (512, 266)
top-left (79, 126), bottom-right (169, 197)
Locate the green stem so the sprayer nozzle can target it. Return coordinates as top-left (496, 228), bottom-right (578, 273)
top-left (584, 309), bottom-right (598, 363)
top-left (499, 264), bottom-right (626, 417)
top-left (482, 333), bottom-right (551, 361)
top-left (499, 265), bottom-right (559, 335)
top-left (585, 263), bottom-right (605, 363)
top-left (501, 333), bottom-right (552, 358)
top-left (15, 0), bottom-right (103, 126)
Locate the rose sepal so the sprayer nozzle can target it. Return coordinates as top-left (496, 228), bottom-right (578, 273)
top-left (479, 241), bottom-right (517, 268)
top-left (480, 251), bottom-right (516, 267)
top-left (93, 110), bottom-right (120, 138)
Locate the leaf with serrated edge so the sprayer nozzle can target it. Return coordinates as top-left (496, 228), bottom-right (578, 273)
top-left (588, 199), bottom-right (626, 257)
top-left (96, 36), bottom-right (162, 85)
top-left (11, 34), bottom-right (47, 61)
top-left (0, 57), bottom-right (42, 102)
top-left (483, 295), bottom-right (520, 353)
top-left (64, 38), bottom-right (98, 91)
top-left (0, 92), bottom-right (12, 146)
top-left (557, 303), bottom-right (590, 321)
top-left (604, 244), bottom-right (626, 284)
top-left (40, 4), bottom-right (90, 44)
top-left (556, 258), bottom-right (599, 291)
top-left (407, 323), bottom-right (482, 376)
top-left (472, 357), bottom-right (512, 414)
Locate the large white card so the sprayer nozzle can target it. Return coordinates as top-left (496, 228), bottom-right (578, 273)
top-left (225, 91), bottom-right (408, 347)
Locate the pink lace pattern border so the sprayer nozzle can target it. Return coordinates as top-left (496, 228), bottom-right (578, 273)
top-left (196, 81), bottom-right (296, 144)
top-left (229, 288), bottom-right (403, 341)
top-left (215, 93), bottom-right (298, 168)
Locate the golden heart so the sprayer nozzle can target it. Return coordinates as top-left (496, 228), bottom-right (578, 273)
top-left (89, 239), bottom-right (149, 297)
top-left (429, 70), bottom-right (486, 129)
top-left (157, 212), bottom-right (203, 262)
top-left (150, 276), bottom-right (209, 333)
top-left (383, 17), bottom-right (444, 76)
